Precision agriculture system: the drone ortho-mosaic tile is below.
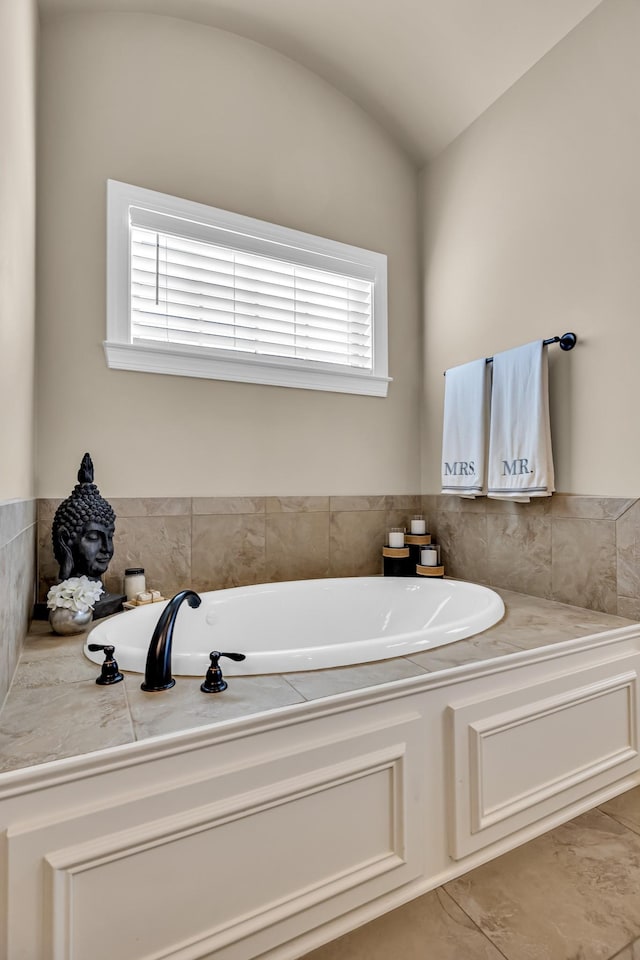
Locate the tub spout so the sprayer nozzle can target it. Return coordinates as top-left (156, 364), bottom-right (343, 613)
top-left (141, 590), bottom-right (201, 692)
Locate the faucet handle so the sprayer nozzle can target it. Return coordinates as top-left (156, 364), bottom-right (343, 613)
top-left (200, 650), bottom-right (246, 693)
top-left (87, 643), bottom-right (124, 685)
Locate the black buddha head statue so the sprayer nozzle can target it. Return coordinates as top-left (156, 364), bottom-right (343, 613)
top-left (52, 453), bottom-right (116, 582)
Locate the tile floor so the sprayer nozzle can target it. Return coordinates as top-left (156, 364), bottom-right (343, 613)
top-left (303, 787), bottom-right (640, 960)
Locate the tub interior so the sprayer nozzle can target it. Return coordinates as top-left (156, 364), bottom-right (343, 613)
top-left (85, 577), bottom-right (505, 676)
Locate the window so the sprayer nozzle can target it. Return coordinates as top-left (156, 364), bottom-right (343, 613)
top-left (105, 181), bottom-right (390, 396)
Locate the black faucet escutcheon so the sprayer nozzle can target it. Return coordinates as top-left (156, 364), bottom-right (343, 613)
top-left (141, 590), bottom-right (201, 692)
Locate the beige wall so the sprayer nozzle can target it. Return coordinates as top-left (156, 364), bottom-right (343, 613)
top-left (0, 0), bottom-right (37, 500)
top-left (36, 12), bottom-right (420, 498)
top-left (420, 0), bottom-right (640, 497)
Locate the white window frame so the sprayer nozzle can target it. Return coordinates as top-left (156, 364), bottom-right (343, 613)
top-left (105, 180), bottom-right (390, 396)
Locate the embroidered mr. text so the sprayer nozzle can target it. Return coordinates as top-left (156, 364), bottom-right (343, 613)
top-left (502, 459), bottom-right (532, 476)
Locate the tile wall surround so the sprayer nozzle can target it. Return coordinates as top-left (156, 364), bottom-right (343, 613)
top-left (35, 493), bottom-right (640, 619)
top-left (0, 499), bottom-right (36, 709)
top-left (423, 493), bottom-right (637, 618)
top-left (36, 495), bottom-right (423, 602)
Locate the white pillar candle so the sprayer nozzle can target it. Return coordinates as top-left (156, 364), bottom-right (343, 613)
top-left (421, 548), bottom-right (438, 566)
top-left (388, 530), bottom-right (405, 548)
top-left (410, 517), bottom-right (426, 535)
top-left (124, 567), bottom-right (146, 600)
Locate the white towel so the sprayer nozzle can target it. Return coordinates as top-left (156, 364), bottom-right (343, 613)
top-left (487, 340), bottom-right (554, 502)
top-left (441, 358), bottom-right (490, 497)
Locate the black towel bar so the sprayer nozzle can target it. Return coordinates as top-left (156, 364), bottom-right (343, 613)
top-left (444, 332), bottom-right (577, 374)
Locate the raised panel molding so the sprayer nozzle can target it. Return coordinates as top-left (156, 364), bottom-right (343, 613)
top-left (448, 660), bottom-right (640, 859)
top-left (470, 673), bottom-right (637, 831)
top-left (43, 743), bottom-right (416, 960)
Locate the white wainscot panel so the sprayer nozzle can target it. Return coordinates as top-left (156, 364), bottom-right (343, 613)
top-left (5, 709), bottom-right (427, 960)
top-left (448, 657), bottom-right (640, 859)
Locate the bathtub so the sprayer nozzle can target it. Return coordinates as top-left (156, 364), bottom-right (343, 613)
top-left (85, 577), bottom-right (504, 676)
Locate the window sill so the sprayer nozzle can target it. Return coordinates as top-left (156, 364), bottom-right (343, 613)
top-left (103, 341), bottom-right (391, 397)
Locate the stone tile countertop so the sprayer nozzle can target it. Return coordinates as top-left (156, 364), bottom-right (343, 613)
top-left (0, 588), bottom-right (635, 775)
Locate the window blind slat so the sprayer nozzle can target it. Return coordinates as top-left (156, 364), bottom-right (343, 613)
top-left (132, 318), bottom-right (369, 361)
top-left (133, 248), bottom-right (371, 315)
top-left (134, 252), bottom-right (370, 313)
top-left (132, 259), bottom-right (371, 322)
top-left (132, 307), bottom-right (372, 352)
top-left (133, 286), bottom-right (371, 329)
top-left (133, 287), bottom-right (372, 333)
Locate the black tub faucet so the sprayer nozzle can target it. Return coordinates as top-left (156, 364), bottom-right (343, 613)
top-left (141, 590), bottom-right (201, 692)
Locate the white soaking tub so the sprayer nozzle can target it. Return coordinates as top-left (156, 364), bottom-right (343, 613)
top-left (85, 577), bottom-right (504, 676)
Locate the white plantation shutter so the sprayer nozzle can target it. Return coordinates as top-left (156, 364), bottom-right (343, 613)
top-left (130, 228), bottom-right (374, 369)
top-left (106, 181), bottom-right (389, 395)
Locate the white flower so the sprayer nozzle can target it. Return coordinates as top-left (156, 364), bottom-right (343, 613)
top-left (47, 576), bottom-right (104, 613)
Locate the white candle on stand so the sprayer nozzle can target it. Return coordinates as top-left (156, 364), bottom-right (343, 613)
top-left (421, 548), bottom-right (438, 566)
top-left (410, 517), bottom-right (426, 535)
top-left (388, 529), bottom-right (405, 548)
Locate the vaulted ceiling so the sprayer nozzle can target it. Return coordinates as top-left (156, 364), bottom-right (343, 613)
top-left (38, 0), bottom-right (603, 164)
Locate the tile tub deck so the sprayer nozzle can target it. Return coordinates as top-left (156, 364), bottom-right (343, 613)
top-left (0, 586), bottom-right (634, 775)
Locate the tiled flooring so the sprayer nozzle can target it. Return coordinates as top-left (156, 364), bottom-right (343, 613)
top-left (303, 787), bottom-right (640, 960)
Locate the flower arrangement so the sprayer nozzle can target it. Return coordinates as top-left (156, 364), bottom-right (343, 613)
top-left (47, 576), bottom-right (104, 614)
